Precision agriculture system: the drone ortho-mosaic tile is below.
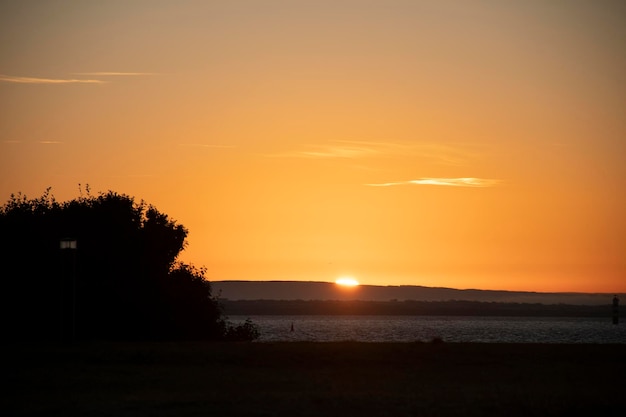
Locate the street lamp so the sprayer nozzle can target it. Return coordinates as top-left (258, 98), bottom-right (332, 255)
top-left (60, 238), bottom-right (77, 341)
top-left (59, 239), bottom-right (77, 250)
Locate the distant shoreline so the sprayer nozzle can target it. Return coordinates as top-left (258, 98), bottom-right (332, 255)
top-left (212, 280), bottom-right (621, 305)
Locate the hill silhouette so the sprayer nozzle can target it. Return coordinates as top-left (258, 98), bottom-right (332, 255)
top-left (213, 280), bottom-right (618, 305)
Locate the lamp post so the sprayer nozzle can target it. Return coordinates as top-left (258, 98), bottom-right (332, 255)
top-left (60, 238), bottom-right (77, 341)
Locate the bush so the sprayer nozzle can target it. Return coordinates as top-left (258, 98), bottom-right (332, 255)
top-left (0, 187), bottom-right (258, 342)
top-left (225, 319), bottom-right (261, 342)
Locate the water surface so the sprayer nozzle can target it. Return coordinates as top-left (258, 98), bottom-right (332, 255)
top-left (230, 315), bottom-right (626, 343)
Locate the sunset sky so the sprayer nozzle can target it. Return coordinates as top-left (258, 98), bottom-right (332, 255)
top-left (1, 0), bottom-right (624, 293)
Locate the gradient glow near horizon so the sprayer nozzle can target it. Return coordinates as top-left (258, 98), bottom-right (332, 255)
top-left (1, 1), bottom-right (625, 293)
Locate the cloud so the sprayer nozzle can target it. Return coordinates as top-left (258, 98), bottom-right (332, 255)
top-left (299, 145), bottom-right (379, 159)
top-left (2, 140), bottom-right (63, 144)
top-left (0, 74), bottom-right (104, 84)
top-left (73, 72), bottom-right (157, 76)
top-left (345, 141), bottom-right (478, 166)
top-left (267, 141), bottom-right (390, 159)
top-left (268, 140), bottom-right (479, 165)
top-left (0, 71), bottom-right (157, 85)
top-left (410, 143), bottom-right (479, 166)
top-left (365, 178), bottom-right (502, 188)
top-left (178, 143), bottom-right (236, 149)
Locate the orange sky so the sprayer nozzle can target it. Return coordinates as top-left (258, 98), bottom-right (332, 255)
top-left (1, 1), bottom-right (625, 292)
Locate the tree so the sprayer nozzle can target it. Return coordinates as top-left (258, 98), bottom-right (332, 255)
top-left (0, 188), bottom-right (258, 341)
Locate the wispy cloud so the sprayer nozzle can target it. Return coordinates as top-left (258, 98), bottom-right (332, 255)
top-left (299, 145), bottom-right (378, 159)
top-left (1, 71), bottom-right (157, 85)
top-left (410, 143), bottom-right (480, 166)
top-left (348, 140), bottom-right (479, 166)
top-left (178, 143), bottom-right (236, 149)
top-left (267, 141), bottom-right (392, 159)
top-left (2, 140), bottom-right (64, 144)
top-left (268, 140), bottom-right (479, 165)
top-left (99, 174), bottom-right (157, 180)
top-left (0, 74), bottom-right (104, 84)
top-left (73, 72), bottom-right (157, 76)
top-left (365, 178), bottom-right (502, 188)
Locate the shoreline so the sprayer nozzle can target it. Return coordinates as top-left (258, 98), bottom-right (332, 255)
top-left (220, 298), bottom-right (616, 317)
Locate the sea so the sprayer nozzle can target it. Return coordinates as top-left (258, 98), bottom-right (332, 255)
top-left (229, 315), bottom-right (626, 344)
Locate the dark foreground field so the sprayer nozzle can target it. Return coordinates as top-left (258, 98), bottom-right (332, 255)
top-left (5, 342), bottom-right (625, 417)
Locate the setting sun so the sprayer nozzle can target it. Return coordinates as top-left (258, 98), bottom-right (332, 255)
top-left (336, 277), bottom-right (360, 287)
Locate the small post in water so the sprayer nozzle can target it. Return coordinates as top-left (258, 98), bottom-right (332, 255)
top-left (612, 295), bottom-right (619, 325)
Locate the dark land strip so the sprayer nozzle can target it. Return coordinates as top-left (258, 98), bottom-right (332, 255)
top-left (5, 342), bottom-right (625, 416)
top-left (221, 299), bottom-right (615, 317)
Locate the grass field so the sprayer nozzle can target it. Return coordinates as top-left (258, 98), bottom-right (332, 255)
top-left (5, 342), bottom-right (625, 416)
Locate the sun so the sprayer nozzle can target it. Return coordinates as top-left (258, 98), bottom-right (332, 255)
top-left (335, 277), bottom-right (360, 287)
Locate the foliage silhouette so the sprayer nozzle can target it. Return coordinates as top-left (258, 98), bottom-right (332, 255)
top-left (0, 188), bottom-right (258, 341)
top-left (225, 318), bottom-right (261, 341)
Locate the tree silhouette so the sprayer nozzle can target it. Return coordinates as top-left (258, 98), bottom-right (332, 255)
top-left (0, 188), bottom-right (257, 341)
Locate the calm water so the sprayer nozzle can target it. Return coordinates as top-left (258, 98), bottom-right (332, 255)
top-left (230, 315), bottom-right (626, 344)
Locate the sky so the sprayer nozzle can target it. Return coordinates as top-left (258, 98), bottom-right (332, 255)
top-left (1, 0), bottom-right (625, 293)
